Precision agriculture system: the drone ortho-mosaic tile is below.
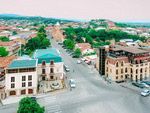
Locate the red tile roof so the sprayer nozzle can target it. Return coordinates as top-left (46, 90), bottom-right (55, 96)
top-left (0, 40), bottom-right (17, 46)
top-left (0, 56), bottom-right (18, 68)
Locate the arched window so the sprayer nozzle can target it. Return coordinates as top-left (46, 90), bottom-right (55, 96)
top-left (116, 62), bottom-right (119, 67)
top-left (116, 69), bottom-right (118, 74)
top-left (140, 68), bottom-right (143, 73)
top-left (136, 69), bottom-right (138, 74)
top-left (121, 69), bottom-right (123, 74)
top-left (131, 68), bottom-right (133, 73)
top-left (125, 68), bottom-right (127, 73)
top-left (121, 62), bottom-right (124, 66)
top-left (106, 60), bottom-right (109, 64)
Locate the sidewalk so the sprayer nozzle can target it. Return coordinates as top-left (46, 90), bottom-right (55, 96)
top-left (1, 88), bottom-right (67, 105)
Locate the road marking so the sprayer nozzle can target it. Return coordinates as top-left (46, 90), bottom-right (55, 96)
top-left (46, 104), bottom-right (62, 113)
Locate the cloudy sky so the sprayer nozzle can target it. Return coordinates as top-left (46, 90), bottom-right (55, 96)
top-left (0, 0), bottom-right (150, 22)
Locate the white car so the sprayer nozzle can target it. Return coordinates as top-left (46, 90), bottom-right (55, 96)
top-left (141, 83), bottom-right (149, 88)
top-left (70, 79), bottom-right (76, 88)
top-left (77, 60), bottom-right (82, 64)
top-left (140, 89), bottom-right (150, 97)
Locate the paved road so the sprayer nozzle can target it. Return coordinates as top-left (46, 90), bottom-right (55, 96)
top-left (0, 36), bottom-right (150, 113)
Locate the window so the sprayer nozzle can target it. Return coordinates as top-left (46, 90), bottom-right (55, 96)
top-left (42, 76), bottom-right (45, 81)
top-left (42, 61), bottom-right (46, 66)
top-left (50, 60), bottom-right (54, 65)
top-left (121, 62), bottom-right (124, 66)
top-left (50, 68), bottom-right (54, 73)
top-left (11, 83), bottom-right (15, 88)
top-left (22, 82), bottom-right (26, 87)
top-left (121, 69), bottom-right (123, 74)
top-left (106, 67), bottom-right (108, 72)
top-left (116, 62), bottom-right (119, 67)
top-left (42, 69), bottom-right (45, 74)
top-left (145, 68), bottom-right (147, 72)
top-left (136, 69), bottom-right (138, 74)
top-left (121, 75), bottom-right (123, 78)
top-left (116, 69), bottom-right (118, 74)
top-left (28, 75), bottom-right (32, 81)
top-left (116, 76), bottom-right (118, 80)
top-left (50, 76), bottom-right (54, 79)
top-left (140, 68), bottom-right (143, 73)
top-left (11, 77), bottom-right (15, 82)
top-left (125, 68), bottom-right (127, 73)
top-left (131, 68), bottom-right (133, 73)
top-left (28, 82), bottom-right (32, 87)
top-left (22, 76), bottom-right (26, 81)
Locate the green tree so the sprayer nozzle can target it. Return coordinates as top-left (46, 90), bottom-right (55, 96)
top-left (73, 48), bottom-right (81, 58)
top-left (0, 36), bottom-right (10, 42)
top-left (38, 26), bottom-right (46, 33)
top-left (13, 31), bottom-right (17, 35)
top-left (0, 47), bottom-right (9, 57)
top-left (65, 39), bottom-right (75, 50)
top-left (41, 38), bottom-right (51, 49)
top-left (17, 97), bottom-right (44, 113)
top-left (105, 41), bottom-right (111, 45)
top-left (85, 35), bottom-right (93, 44)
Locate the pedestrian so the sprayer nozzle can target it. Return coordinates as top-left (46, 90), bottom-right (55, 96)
top-left (66, 77), bottom-right (67, 79)
top-left (73, 69), bottom-right (74, 73)
top-left (70, 88), bottom-right (72, 91)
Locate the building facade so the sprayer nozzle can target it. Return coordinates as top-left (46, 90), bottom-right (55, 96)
top-left (32, 49), bottom-right (64, 93)
top-left (104, 45), bottom-right (150, 82)
top-left (5, 59), bottom-right (38, 96)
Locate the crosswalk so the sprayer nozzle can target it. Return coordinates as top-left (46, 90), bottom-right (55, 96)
top-left (44, 96), bottom-right (62, 113)
top-left (73, 76), bottom-right (101, 84)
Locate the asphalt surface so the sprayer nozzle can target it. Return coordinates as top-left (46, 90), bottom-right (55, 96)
top-left (0, 36), bottom-right (150, 113)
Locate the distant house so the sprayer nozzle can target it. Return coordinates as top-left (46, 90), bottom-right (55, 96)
top-left (75, 43), bottom-right (94, 55)
top-left (120, 39), bottom-right (133, 43)
top-left (0, 40), bottom-right (20, 56)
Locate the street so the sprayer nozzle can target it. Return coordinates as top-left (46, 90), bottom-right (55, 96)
top-left (0, 36), bottom-right (150, 113)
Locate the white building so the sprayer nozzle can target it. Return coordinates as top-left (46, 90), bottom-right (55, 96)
top-left (5, 59), bottom-right (38, 96)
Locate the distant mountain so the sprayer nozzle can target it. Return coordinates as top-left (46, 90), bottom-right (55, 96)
top-left (0, 14), bottom-right (25, 17)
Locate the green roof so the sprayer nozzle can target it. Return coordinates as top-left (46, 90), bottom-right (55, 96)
top-left (7, 59), bottom-right (37, 69)
top-left (32, 49), bottom-right (60, 59)
top-left (32, 49), bottom-right (62, 64)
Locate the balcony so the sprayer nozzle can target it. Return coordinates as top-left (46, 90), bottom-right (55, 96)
top-left (50, 64), bottom-right (54, 67)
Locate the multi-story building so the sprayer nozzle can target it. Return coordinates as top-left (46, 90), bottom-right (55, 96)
top-left (0, 56), bottom-right (17, 99)
top-left (104, 45), bottom-right (150, 82)
top-left (5, 59), bottom-right (38, 96)
top-left (32, 49), bottom-right (64, 93)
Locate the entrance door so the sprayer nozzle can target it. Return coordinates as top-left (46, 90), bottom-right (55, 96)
top-left (21, 90), bottom-right (26, 95)
top-left (28, 89), bottom-right (33, 94)
top-left (10, 91), bottom-right (16, 95)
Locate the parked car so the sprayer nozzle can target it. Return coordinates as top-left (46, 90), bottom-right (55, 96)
top-left (140, 89), bottom-right (150, 97)
top-left (132, 82), bottom-right (145, 88)
top-left (141, 81), bottom-right (150, 85)
top-left (64, 65), bottom-right (70, 72)
top-left (69, 79), bottom-right (76, 88)
top-left (141, 83), bottom-right (149, 88)
top-left (68, 52), bottom-right (73, 56)
top-left (77, 60), bottom-right (82, 64)
top-left (58, 43), bottom-right (62, 45)
top-left (30, 97), bottom-right (37, 101)
top-left (72, 55), bottom-right (79, 58)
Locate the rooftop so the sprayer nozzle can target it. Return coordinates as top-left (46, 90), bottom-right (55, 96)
top-left (110, 45), bottom-right (148, 54)
top-left (32, 49), bottom-right (60, 59)
top-left (0, 56), bottom-right (17, 68)
top-left (7, 59), bottom-right (37, 69)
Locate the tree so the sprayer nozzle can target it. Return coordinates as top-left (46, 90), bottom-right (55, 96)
top-left (0, 36), bottom-right (10, 42)
top-left (38, 26), bottom-right (46, 33)
top-left (73, 48), bottom-right (81, 58)
top-left (105, 41), bottom-right (111, 45)
top-left (65, 39), bottom-right (75, 50)
top-left (0, 47), bottom-right (9, 57)
top-left (41, 38), bottom-right (51, 49)
top-left (17, 97), bottom-right (44, 113)
top-left (13, 31), bottom-right (17, 35)
top-left (85, 35), bottom-right (93, 44)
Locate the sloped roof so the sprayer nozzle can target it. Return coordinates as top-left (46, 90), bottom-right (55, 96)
top-left (32, 49), bottom-right (60, 59)
top-left (7, 59), bottom-right (37, 69)
top-left (0, 56), bottom-right (17, 68)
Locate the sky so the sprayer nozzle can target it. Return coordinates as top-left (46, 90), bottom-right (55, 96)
top-left (0, 0), bottom-right (150, 22)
